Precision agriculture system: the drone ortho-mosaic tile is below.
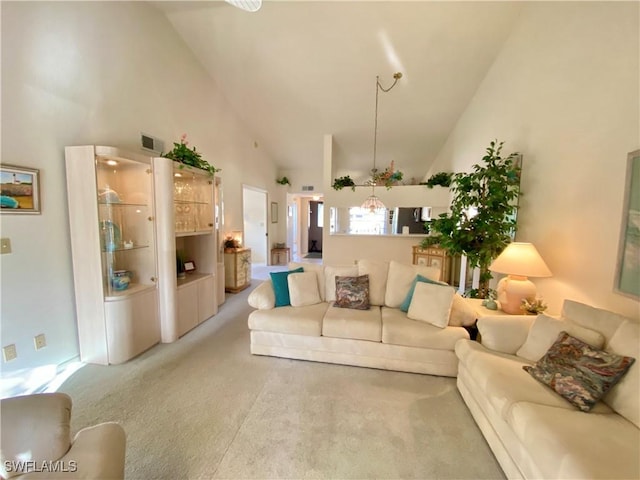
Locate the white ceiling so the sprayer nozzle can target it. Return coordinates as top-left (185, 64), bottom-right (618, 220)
top-left (155, 1), bottom-right (524, 183)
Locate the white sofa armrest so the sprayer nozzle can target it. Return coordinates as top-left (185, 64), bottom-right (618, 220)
top-left (248, 280), bottom-right (275, 310)
top-left (55, 422), bottom-right (126, 479)
top-left (477, 315), bottom-right (534, 354)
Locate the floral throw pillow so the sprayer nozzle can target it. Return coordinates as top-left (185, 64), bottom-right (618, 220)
top-left (334, 275), bottom-right (370, 310)
top-left (523, 331), bottom-right (636, 412)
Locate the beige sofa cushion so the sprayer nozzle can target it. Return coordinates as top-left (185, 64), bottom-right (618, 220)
top-left (516, 313), bottom-right (605, 362)
top-left (322, 304), bottom-right (382, 342)
top-left (248, 303), bottom-right (327, 336)
top-left (384, 260), bottom-right (441, 308)
top-left (382, 307), bottom-right (469, 350)
top-left (561, 299), bottom-right (628, 345)
top-left (603, 320), bottom-right (640, 428)
top-left (289, 262), bottom-right (326, 301)
top-left (506, 401), bottom-right (639, 480)
top-left (288, 272), bottom-right (322, 307)
top-left (324, 265), bottom-right (359, 303)
top-left (357, 259), bottom-right (389, 306)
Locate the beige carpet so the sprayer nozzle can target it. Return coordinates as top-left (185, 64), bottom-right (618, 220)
top-left (59, 284), bottom-right (504, 480)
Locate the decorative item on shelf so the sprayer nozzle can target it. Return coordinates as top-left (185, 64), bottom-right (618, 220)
top-left (426, 140), bottom-right (522, 298)
top-left (361, 72), bottom-right (403, 213)
top-left (162, 133), bottom-right (220, 175)
top-left (123, 240), bottom-right (134, 249)
top-left (99, 220), bottom-right (121, 252)
top-left (176, 251), bottom-right (187, 279)
top-left (481, 289), bottom-right (499, 310)
top-left (521, 297), bottom-right (548, 315)
top-left (332, 176), bottom-right (356, 191)
top-left (489, 242), bottom-right (552, 314)
top-left (276, 176), bottom-right (290, 186)
top-left (369, 160), bottom-right (403, 190)
top-left (110, 270), bottom-right (132, 291)
top-left (97, 187), bottom-right (121, 204)
top-left (423, 172), bottom-right (453, 189)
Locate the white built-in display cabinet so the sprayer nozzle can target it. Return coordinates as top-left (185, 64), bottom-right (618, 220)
top-left (65, 146), bottom-right (161, 365)
top-left (153, 157), bottom-right (220, 342)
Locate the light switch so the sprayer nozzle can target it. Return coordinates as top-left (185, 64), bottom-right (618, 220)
top-left (0, 238), bottom-right (11, 254)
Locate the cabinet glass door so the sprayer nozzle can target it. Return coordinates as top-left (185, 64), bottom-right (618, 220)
top-left (95, 154), bottom-right (156, 298)
top-left (174, 166), bottom-right (213, 235)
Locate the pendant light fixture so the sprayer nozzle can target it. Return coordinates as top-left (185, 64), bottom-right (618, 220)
top-left (361, 72), bottom-right (402, 213)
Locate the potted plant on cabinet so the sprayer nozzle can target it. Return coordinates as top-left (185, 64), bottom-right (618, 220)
top-left (162, 134), bottom-right (220, 175)
top-left (426, 140), bottom-right (521, 298)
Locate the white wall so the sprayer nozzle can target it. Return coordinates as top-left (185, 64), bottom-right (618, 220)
top-left (428, 2), bottom-right (639, 318)
top-left (0, 2), bottom-right (279, 374)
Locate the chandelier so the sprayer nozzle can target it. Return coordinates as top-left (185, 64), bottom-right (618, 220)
top-left (361, 72), bottom-right (403, 213)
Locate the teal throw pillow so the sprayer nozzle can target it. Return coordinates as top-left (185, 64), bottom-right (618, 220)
top-left (400, 274), bottom-right (451, 312)
top-left (270, 267), bottom-right (304, 307)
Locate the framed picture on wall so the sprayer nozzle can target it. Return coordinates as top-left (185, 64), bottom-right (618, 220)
top-left (271, 202), bottom-right (278, 223)
top-left (615, 149), bottom-right (640, 298)
top-left (0, 165), bottom-right (41, 214)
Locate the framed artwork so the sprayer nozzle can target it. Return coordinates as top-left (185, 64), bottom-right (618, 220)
top-left (184, 261), bottom-right (196, 272)
top-left (271, 202), bottom-right (278, 223)
top-left (0, 165), bottom-right (41, 214)
top-left (615, 149), bottom-right (640, 298)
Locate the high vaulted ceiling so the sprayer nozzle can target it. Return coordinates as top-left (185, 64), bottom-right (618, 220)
top-left (155, 1), bottom-right (524, 183)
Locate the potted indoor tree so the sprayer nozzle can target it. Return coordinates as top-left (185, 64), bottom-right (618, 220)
top-left (426, 140), bottom-right (521, 298)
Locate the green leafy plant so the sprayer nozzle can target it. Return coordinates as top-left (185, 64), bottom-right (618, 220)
top-left (163, 134), bottom-right (220, 175)
top-left (424, 172), bottom-right (453, 188)
top-left (427, 140), bottom-right (521, 298)
top-left (276, 176), bottom-right (291, 186)
top-left (332, 175), bottom-right (356, 191)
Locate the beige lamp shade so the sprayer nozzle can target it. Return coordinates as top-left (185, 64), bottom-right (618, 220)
top-left (489, 242), bottom-right (552, 278)
top-left (489, 242), bottom-right (552, 314)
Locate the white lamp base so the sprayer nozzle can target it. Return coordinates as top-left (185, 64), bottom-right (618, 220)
top-left (496, 275), bottom-right (537, 314)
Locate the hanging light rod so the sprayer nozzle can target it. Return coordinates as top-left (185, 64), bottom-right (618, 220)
top-left (362, 72), bottom-right (402, 213)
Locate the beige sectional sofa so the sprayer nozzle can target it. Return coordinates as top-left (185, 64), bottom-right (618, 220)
top-left (456, 299), bottom-right (639, 480)
top-left (247, 260), bottom-right (477, 377)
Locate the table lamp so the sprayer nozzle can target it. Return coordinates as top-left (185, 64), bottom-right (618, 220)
top-left (489, 242), bottom-right (552, 314)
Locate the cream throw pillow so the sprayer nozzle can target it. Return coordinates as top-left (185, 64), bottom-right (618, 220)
top-left (407, 281), bottom-right (455, 329)
top-left (449, 293), bottom-right (478, 327)
top-left (288, 272), bottom-right (322, 307)
top-left (516, 313), bottom-right (605, 362)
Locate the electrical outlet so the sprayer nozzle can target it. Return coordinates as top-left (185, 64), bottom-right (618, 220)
top-left (34, 334), bottom-right (46, 350)
top-left (3, 344), bottom-right (17, 362)
top-left (0, 238), bottom-right (12, 254)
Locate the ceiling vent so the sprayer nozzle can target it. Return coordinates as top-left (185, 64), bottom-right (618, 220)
top-left (140, 133), bottom-right (164, 154)
top-left (302, 185), bottom-right (315, 191)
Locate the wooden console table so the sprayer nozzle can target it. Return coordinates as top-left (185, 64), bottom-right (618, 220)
top-left (224, 248), bottom-right (251, 293)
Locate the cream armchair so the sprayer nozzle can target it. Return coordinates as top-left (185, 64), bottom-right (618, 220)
top-left (1, 393), bottom-right (125, 479)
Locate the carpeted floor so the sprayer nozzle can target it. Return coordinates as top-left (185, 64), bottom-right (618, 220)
top-left (59, 284), bottom-right (504, 480)
top-left (304, 252), bottom-right (322, 259)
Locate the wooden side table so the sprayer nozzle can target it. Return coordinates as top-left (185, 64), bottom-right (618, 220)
top-left (271, 247), bottom-right (290, 266)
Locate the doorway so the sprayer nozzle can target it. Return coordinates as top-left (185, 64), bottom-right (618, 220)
top-left (242, 185), bottom-right (268, 265)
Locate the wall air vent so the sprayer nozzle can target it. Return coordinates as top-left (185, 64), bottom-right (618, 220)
top-left (140, 133), bottom-right (164, 154)
top-left (302, 185), bottom-right (315, 191)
